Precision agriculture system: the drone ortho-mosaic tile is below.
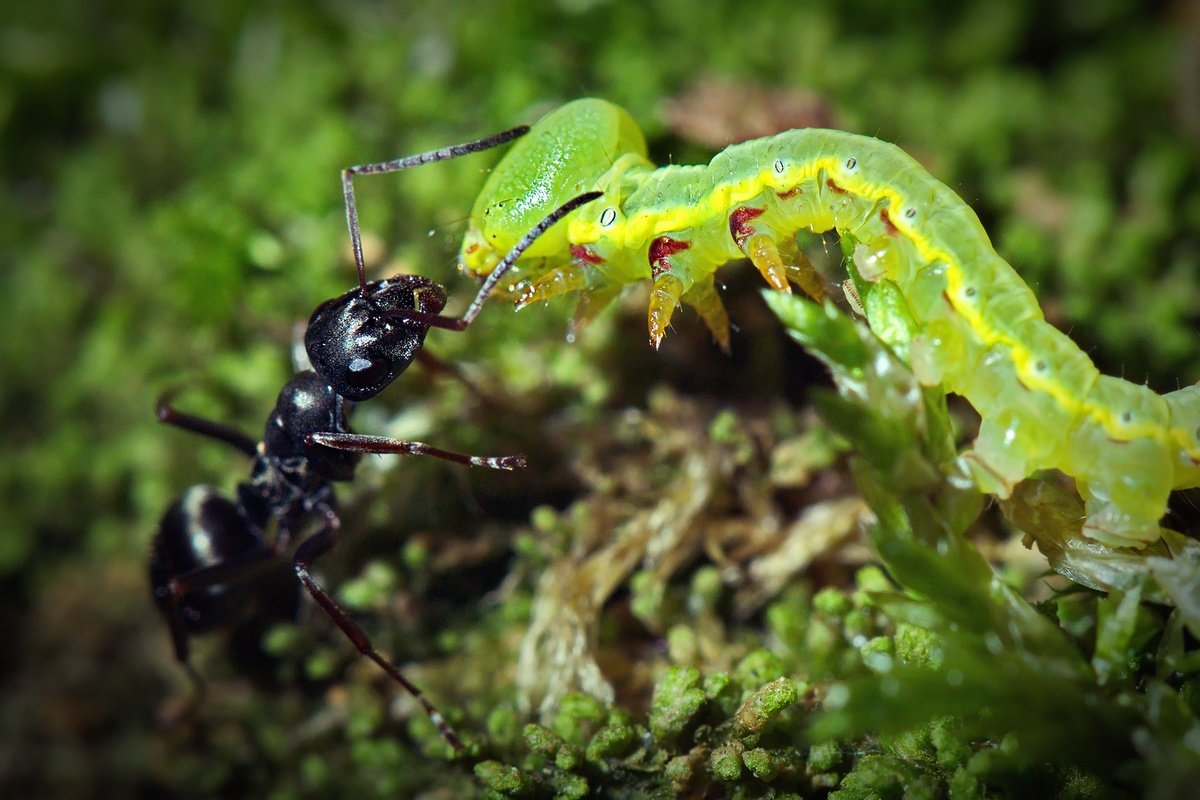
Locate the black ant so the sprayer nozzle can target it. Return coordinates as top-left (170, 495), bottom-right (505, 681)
top-left (150, 122), bottom-right (600, 750)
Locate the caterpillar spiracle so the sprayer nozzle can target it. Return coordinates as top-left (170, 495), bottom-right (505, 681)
top-left (458, 98), bottom-right (1200, 548)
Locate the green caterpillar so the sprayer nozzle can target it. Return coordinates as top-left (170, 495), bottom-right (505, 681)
top-left (459, 98), bottom-right (1200, 548)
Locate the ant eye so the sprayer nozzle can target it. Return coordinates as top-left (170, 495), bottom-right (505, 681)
top-left (345, 356), bottom-right (390, 392)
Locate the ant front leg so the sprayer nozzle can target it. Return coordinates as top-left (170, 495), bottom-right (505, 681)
top-left (292, 503), bottom-right (463, 750)
top-left (307, 432), bottom-right (526, 470)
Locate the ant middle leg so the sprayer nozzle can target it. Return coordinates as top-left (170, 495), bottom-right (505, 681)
top-left (306, 431), bottom-right (526, 470)
top-left (156, 391), bottom-right (258, 456)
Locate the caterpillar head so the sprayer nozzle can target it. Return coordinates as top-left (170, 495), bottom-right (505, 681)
top-left (460, 98), bottom-right (646, 281)
top-left (1166, 384), bottom-right (1200, 488)
top-left (460, 219), bottom-right (501, 277)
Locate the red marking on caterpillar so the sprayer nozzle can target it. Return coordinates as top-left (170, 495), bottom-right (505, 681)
top-left (880, 208), bottom-right (898, 237)
top-left (648, 236), bottom-right (690, 280)
top-left (458, 98), bottom-right (1200, 548)
top-left (571, 244), bottom-right (604, 265)
top-left (728, 206), bottom-right (766, 248)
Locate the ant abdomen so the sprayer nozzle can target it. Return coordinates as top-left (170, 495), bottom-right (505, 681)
top-left (150, 485), bottom-right (260, 636)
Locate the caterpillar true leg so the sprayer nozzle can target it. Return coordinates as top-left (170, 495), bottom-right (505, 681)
top-left (682, 275), bottom-right (732, 353)
top-left (648, 272), bottom-right (689, 349)
top-left (459, 98), bottom-right (1200, 547)
top-left (570, 284), bottom-right (624, 339)
top-left (516, 260), bottom-right (591, 308)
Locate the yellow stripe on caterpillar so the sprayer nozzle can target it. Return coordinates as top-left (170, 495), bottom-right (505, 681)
top-left (458, 98), bottom-right (1200, 547)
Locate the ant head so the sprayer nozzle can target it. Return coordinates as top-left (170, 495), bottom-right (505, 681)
top-left (305, 275), bottom-right (447, 401)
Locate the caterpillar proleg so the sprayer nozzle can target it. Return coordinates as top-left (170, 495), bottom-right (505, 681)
top-left (459, 98), bottom-right (1200, 547)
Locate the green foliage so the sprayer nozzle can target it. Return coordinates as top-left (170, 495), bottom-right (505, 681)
top-left (648, 666), bottom-right (706, 742)
top-left (768, 289), bottom-right (1200, 795)
top-left (477, 651), bottom-right (805, 798)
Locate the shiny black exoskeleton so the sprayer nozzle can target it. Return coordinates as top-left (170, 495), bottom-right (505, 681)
top-left (151, 280), bottom-right (482, 747)
top-left (149, 119), bottom-right (601, 750)
top-left (150, 371), bottom-right (354, 641)
top-left (306, 275), bottom-right (447, 401)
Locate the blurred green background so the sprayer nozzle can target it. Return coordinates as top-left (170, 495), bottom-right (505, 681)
top-left (2, 0), bottom-right (1199, 797)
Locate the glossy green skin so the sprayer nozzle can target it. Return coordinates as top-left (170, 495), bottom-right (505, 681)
top-left (463, 99), bottom-right (650, 264)
top-left (460, 98), bottom-right (1200, 546)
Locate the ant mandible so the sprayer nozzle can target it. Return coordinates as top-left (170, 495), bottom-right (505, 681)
top-left (150, 122), bottom-right (600, 750)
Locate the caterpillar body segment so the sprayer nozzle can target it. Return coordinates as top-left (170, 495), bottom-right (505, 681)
top-left (459, 98), bottom-right (1200, 546)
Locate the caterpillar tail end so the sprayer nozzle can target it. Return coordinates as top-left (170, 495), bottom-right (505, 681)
top-left (1081, 497), bottom-right (1162, 549)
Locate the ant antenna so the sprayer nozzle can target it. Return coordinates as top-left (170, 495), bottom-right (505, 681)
top-left (342, 126), bottom-right (530, 294)
top-left (386, 190), bottom-right (604, 332)
top-left (458, 191), bottom-right (603, 327)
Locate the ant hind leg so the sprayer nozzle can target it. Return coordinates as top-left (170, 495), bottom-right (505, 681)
top-left (292, 506), bottom-right (464, 750)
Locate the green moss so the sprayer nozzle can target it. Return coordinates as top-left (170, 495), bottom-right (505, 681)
top-left (732, 678), bottom-right (800, 738)
top-left (649, 666), bottom-right (707, 742)
top-left (741, 746), bottom-right (782, 782)
top-left (807, 739), bottom-right (843, 774)
top-left (815, 587), bottom-right (854, 617)
top-left (860, 636), bottom-right (895, 673)
top-left (710, 741), bottom-right (746, 781)
top-left (549, 772), bottom-right (589, 800)
top-left (733, 650), bottom-right (786, 690)
top-left (487, 706), bottom-right (522, 744)
top-left (894, 623), bottom-right (943, 668)
top-left (929, 718), bottom-right (974, 769)
top-left (584, 721), bottom-right (639, 762)
top-left (830, 754), bottom-right (931, 800)
top-left (475, 761), bottom-right (533, 796)
top-left (551, 693), bottom-right (610, 745)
